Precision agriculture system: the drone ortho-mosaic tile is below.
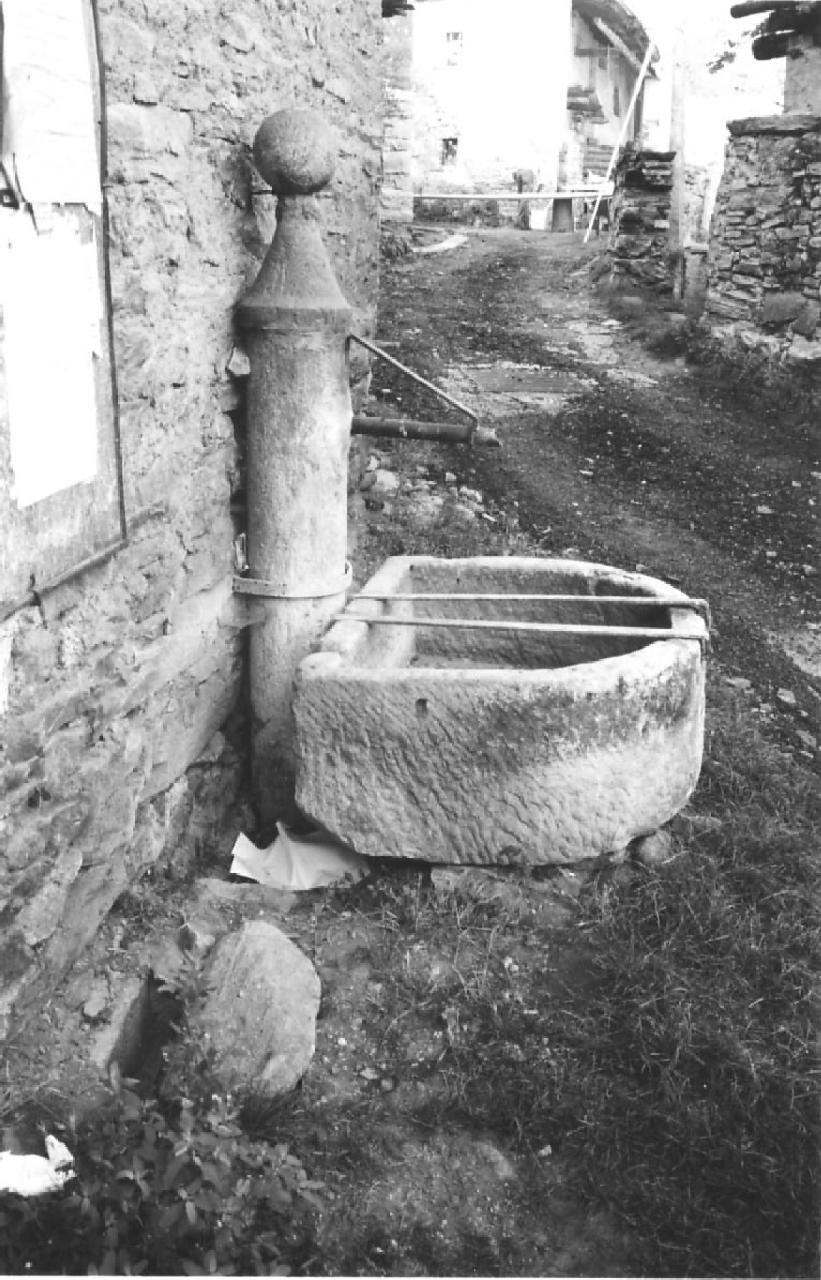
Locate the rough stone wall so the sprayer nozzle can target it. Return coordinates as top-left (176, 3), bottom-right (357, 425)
top-left (0, 0), bottom-right (384, 1041)
top-left (609, 146), bottom-right (674, 292)
top-left (381, 12), bottom-right (414, 223)
top-left (705, 115), bottom-right (821, 364)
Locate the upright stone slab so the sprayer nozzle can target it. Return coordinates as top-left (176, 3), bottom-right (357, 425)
top-left (194, 920), bottom-right (320, 1096)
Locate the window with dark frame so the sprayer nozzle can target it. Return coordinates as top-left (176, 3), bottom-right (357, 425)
top-left (440, 136), bottom-right (458, 166)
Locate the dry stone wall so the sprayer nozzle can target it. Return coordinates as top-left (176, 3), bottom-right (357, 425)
top-left (706, 115), bottom-right (821, 364)
top-left (609, 147), bottom-right (675, 293)
top-left (0, 0), bottom-right (384, 1041)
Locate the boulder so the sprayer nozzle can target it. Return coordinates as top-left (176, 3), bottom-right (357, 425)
top-left (193, 921), bottom-right (320, 1096)
top-left (760, 291), bottom-right (805, 327)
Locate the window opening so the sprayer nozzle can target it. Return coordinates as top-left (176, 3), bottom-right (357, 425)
top-left (446, 30), bottom-right (463, 66)
top-left (440, 136), bottom-right (458, 166)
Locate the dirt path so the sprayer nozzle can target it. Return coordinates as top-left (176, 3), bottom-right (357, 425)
top-left (370, 227), bottom-right (820, 719)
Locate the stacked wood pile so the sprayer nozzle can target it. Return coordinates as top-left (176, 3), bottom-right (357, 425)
top-left (567, 85), bottom-right (606, 121)
top-left (609, 146), bottom-right (675, 292)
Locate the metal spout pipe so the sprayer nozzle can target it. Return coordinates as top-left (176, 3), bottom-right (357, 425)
top-left (352, 415), bottom-right (500, 447)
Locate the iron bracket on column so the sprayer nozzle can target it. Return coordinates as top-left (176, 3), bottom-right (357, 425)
top-left (233, 561), bottom-right (352, 600)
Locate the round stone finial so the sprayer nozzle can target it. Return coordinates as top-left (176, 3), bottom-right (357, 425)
top-left (253, 109), bottom-right (336, 197)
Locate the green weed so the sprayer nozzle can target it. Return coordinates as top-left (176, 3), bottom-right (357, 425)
top-left (0, 1046), bottom-right (319, 1275)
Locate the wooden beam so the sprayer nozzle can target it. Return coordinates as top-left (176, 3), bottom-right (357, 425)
top-left (592, 17), bottom-right (644, 72)
top-left (731, 1), bottom-right (799, 16)
top-left (731, 0), bottom-right (821, 21)
top-left (753, 30), bottom-right (792, 56)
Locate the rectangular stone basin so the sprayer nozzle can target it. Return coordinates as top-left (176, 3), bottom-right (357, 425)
top-left (293, 556), bottom-right (707, 865)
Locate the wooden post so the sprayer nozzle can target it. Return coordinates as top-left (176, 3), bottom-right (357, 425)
top-left (668, 15), bottom-right (686, 297)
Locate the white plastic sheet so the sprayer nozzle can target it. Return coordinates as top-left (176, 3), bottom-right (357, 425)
top-left (413, 233), bottom-right (468, 256)
top-left (230, 823), bottom-right (369, 890)
top-left (0, 1134), bottom-right (75, 1197)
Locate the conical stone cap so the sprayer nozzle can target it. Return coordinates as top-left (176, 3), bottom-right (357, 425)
top-left (238, 108), bottom-right (351, 331)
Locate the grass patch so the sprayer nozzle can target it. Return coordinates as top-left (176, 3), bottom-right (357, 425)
top-left (281, 684), bottom-right (820, 1277)
top-left (3, 688), bottom-right (815, 1276)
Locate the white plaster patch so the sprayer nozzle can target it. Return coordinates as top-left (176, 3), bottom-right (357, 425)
top-left (0, 626), bottom-right (12, 715)
top-left (0, 210), bottom-right (100, 507)
top-left (1, 0), bottom-right (101, 211)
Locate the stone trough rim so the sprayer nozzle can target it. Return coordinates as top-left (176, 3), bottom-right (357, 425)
top-left (305, 555), bottom-right (708, 680)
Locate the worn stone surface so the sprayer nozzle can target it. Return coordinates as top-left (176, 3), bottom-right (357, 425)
top-left (294, 557), bottom-right (707, 866)
top-left (784, 40), bottom-right (821, 115)
top-left (193, 921), bottom-right (321, 1097)
top-left (0, 0), bottom-right (384, 1042)
top-left (706, 116), bottom-right (821, 359)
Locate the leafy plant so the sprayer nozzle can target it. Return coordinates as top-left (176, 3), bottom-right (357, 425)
top-left (0, 1043), bottom-right (320, 1275)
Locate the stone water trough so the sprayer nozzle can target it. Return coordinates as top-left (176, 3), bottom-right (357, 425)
top-left (293, 556), bottom-right (708, 865)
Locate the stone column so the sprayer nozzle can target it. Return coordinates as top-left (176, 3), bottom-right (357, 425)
top-left (237, 109), bottom-right (352, 831)
top-left (784, 34), bottom-right (821, 113)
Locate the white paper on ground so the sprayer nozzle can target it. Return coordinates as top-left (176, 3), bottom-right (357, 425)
top-left (413, 233), bottom-right (468, 256)
top-left (0, 209), bottom-right (100, 507)
top-left (230, 823), bottom-right (370, 890)
top-left (0, 1134), bottom-right (75, 1197)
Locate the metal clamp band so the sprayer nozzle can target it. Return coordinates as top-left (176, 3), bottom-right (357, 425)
top-left (233, 560), bottom-right (352, 601)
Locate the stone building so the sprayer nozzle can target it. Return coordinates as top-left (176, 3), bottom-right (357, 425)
top-left (406, 0), bottom-right (654, 197)
top-left (0, 0), bottom-right (385, 1042)
top-left (564, 0), bottom-right (657, 186)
